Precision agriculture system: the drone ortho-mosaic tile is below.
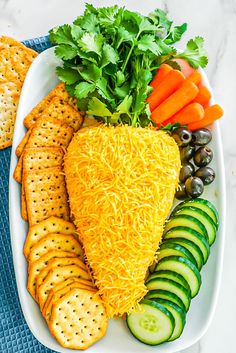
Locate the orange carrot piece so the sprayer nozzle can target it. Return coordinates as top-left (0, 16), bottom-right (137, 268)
top-left (162, 103), bottom-right (204, 126)
top-left (186, 71), bottom-right (202, 85)
top-left (150, 64), bottom-right (173, 89)
top-left (147, 70), bottom-right (185, 112)
top-left (188, 104), bottom-right (224, 131)
top-left (151, 81), bottom-right (199, 124)
top-left (193, 86), bottom-right (212, 107)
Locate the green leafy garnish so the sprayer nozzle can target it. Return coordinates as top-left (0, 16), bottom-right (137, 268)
top-left (50, 4), bottom-right (208, 126)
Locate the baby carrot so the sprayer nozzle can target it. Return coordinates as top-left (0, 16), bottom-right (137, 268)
top-left (186, 70), bottom-right (202, 85)
top-left (188, 104), bottom-right (224, 131)
top-left (147, 70), bottom-right (185, 112)
top-left (162, 103), bottom-right (204, 125)
top-left (150, 64), bottom-right (173, 89)
top-left (151, 81), bottom-right (199, 124)
top-left (193, 86), bottom-right (212, 107)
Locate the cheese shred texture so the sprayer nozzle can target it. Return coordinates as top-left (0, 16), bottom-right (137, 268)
top-left (64, 125), bottom-right (181, 317)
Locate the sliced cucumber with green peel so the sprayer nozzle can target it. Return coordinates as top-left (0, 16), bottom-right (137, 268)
top-left (154, 299), bottom-right (186, 341)
top-left (164, 227), bottom-right (210, 264)
top-left (158, 242), bottom-right (198, 268)
top-left (147, 270), bottom-right (190, 291)
top-left (155, 256), bottom-right (201, 298)
top-left (126, 299), bottom-right (175, 345)
top-left (145, 290), bottom-right (185, 311)
top-left (162, 238), bottom-right (204, 270)
top-left (146, 278), bottom-right (191, 311)
top-left (149, 261), bottom-right (157, 274)
top-left (175, 198), bottom-right (219, 229)
top-left (165, 215), bottom-right (208, 240)
top-left (172, 206), bottom-right (217, 245)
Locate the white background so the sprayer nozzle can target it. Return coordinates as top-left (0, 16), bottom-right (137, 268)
top-left (1, 0), bottom-right (235, 352)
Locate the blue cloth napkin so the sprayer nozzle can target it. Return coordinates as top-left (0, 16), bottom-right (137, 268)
top-left (0, 36), bottom-right (55, 353)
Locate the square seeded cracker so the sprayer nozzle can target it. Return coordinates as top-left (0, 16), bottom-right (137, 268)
top-left (13, 116), bottom-right (73, 183)
top-left (0, 82), bottom-right (21, 149)
top-left (40, 97), bottom-right (83, 131)
top-left (23, 166), bottom-right (70, 226)
top-left (23, 83), bottom-right (78, 128)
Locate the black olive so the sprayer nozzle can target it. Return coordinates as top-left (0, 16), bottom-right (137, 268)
top-left (179, 145), bottom-right (195, 163)
top-left (194, 167), bottom-right (215, 185)
top-left (171, 128), bottom-right (192, 147)
top-left (192, 128), bottom-right (212, 146)
top-left (185, 176), bottom-right (204, 198)
top-left (179, 163), bottom-right (195, 182)
top-left (194, 146), bottom-right (213, 167)
top-left (175, 184), bottom-right (188, 200)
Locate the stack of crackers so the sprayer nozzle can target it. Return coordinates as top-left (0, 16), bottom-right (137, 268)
top-left (0, 36), bottom-right (38, 149)
top-left (13, 82), bottom-right (84, 224)
top-left (12, 81), bottom-right (108, 348)
top-left (24, 216), bottom-right (108, 349)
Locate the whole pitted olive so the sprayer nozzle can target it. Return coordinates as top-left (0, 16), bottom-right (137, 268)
top-left (194, 167), bottom-right (215, 185)
top-left (179, 163), bottom-right (195, 183)
top-left (194, 146), bottom-right (213, 167)
top-left (185, 176), bottom-right (204, 198)
top-left (175, 184), bottom-right (188, 200)
top-left (171, 128), bottom-right (192, 147)
top-left (179, 145), bottom-right (195, 163)
top-left (192, 128), bottom-right (212, 146)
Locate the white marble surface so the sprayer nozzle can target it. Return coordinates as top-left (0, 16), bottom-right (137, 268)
top-left (0, 0), bottom-right (235, 352)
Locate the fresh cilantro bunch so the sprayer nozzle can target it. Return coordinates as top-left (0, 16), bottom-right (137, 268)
top-left (49, 4), bottom-right (208, 127)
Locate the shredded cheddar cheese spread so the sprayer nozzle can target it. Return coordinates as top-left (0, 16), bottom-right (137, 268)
top-left (64, 125), bottom-right (181, 317)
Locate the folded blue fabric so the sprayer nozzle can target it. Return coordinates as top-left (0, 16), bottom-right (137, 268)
top-left (0, 36), bottom-right (55, 353)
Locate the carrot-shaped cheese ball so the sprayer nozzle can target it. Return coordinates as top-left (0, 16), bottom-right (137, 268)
top-left (162, 103), bottom-right (204, 126)
top-left (150, 64), bottom-right (173, 89)
top-left (188, 104), bottom-right (224, 131)
top-left (147, 70), bottom-right (185, 112)
top-left (151, 81), bottom-right (199, 124)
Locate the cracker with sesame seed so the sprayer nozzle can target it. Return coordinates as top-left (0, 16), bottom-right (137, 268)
top-left (44, 281), bottom-right (96, 323)
top-left (23, 166), bottom-right (70, 226)
top-left (28, 234), bottom-right (83, 264)
top-left (27, 250), bottom-right (77, 300)
top-left (23, 82), bottom-right (78, 128)
top-left (37, 265), bottom-right (90, 310)
top-left (0, 37), bottom-right (37, 149)
top-left (24, 216), bottom-right (76, 259)
top-left (49, 288), bottom-right (108, 349)
top-left (13, 116), bottom-right (73, 183)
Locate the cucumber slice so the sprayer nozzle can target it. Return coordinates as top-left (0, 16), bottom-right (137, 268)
top-left (175, 198), bottom-right (219, 229)
top-left (162, 238), bottom-right (204, 270)
top-left (165, 215), bottom-right (208, 240)
top-left (149, 261), bottom-right (157, 274)
top-left (126, 299), bottom-right (175, 345)
top-left (145, 290), bottom-right (185, 311)
top-left (164, 227), bottom-right (210, 264)
top-left (155, 256), bottom-right (201, 298)
top-left (147, 270), bottom-right (190, 291)
top-left (159, 242), bottom-right (198, 268)
top-left (154, 299), bottom-right (186, 341)
top-left (146, 278), bottom-right (191, 311)
top-left (173, 206), bottom-right (217, 246)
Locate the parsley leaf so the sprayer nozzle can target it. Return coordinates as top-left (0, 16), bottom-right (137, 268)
top-left (75, 82), bottom-right (96, 99)
top-left (165, 23), bottom-right (187, 44)
top-left (78, 33), bottom-right (104, 56)
top-left (56, 67), bottom-right (81, 84)
top-left (87, 97), bottom-right (112, 117)
top-left (55, 44), bottom-right (77, 60)
top-left (177, 36), bottom-right (208, 68)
